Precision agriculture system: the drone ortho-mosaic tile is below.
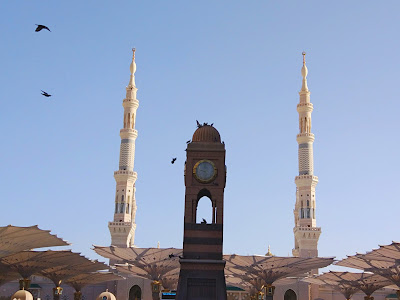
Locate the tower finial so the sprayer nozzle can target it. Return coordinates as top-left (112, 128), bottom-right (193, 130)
top-left (129, 48), bottom-right (137, 87)
top-left (132, 48), bottom-right (136, 61)
top-left (266, 245), bottom-right (274, 256)
top-left (301, 51), bottom-right (309, 91)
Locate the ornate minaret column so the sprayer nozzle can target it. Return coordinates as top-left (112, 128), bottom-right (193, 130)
top-left (292, 52), bottom-right (321, 258)
top-left (108, 49), bottom-right (139, 247)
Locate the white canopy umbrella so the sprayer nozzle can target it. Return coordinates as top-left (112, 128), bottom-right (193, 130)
top-left (0, 225), bottom-right (68, 258)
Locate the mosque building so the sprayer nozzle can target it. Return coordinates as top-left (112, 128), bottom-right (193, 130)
top-left (2, 51), bottom-right (396, 300)
top-left (102, 51), bottom-right (396, 300)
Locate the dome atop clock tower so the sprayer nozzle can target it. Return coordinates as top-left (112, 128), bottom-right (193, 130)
top-left (192, 125), bottom-right (221, 143)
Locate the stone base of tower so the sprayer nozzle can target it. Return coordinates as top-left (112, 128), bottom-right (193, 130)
top-left (176, 259), bottom-right (227, 300)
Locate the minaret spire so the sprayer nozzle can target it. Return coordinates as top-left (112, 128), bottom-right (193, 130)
top-left (292, 52), bottom-right (321, 260)
top-left (108, 49), bottom-right (140, 247)
top-left (301, 52), bottom-right (309, 92)
top-left (128, 48), bottom-right (136, 88)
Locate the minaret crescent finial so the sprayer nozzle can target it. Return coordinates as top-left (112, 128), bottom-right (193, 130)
top-left (132, 48), bottom-right (136, 61)
top-left (302, 51), bottom-right (306, 65)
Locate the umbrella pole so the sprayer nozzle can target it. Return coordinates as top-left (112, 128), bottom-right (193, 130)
top-left (265, 284), bottom-right (275, 300)
top-left (53, 286), bottom-right (63, 300)
top-left (151, 280), bottom-right (161, 300)
top-left (19, 278), bottom-right (30, 290)
top-left (74, 291), bottom-right (82, 300)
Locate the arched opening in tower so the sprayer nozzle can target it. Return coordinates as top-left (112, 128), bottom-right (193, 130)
top-left (284, 289), bottom-right (297, 300)
top-left (196, 189), bottom-right (214, 224)
top-left (129, 285), bottom-right (142, 300)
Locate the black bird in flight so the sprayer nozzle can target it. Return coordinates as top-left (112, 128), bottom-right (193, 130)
top-left (168, 254), bottom-right (175, 258)
top-left (35, 24), bottom-right (51, 32)
top-left (171, 157), bottom-right (177, 164)
top-left (41, 90), bottom-right (52, 97)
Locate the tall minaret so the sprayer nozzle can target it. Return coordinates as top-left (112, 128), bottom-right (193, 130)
top-left (108, 49), bottom-right (139, 247)
top-left (292, 52), bottom-right (321, 258)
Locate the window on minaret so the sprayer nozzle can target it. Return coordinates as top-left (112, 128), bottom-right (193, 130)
top-left (126, 203), bottom-right (130, 214)
top-left (115, 203), bottom-right (118, 213)
top-left (306, 208), bottom-right (310, 218)
top-left (307, 200), bottom-right (309, 207)
top-left (120, 195), bottom-right (125, 213)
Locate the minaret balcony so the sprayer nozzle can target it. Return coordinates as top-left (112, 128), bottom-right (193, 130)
top-left (294, 226), bottom-right (321, 232)
top-left (296, 133), bottom-right (315, 143)
top-left (114, 170), bottom-right (137, 181)
top-left (123, 98), bottom-right (139, 109)
top-left (295, 175), bottom-right (318, 187)
top-left (297, 103), bottom-right (313, 113)
top-left (293, 226), bottom-right (321, 240)
top-left (108, 221), bottom-right (132, 227)
top-left (293, 227), bottom-right (321, 243)
top-left (120, 129), bottom-right (138, 139)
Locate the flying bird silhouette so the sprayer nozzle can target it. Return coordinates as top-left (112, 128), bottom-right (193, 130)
top-left (41, 90), bottom-right (52, 97)
top-left (35, 24), bottom-right (51, 32)
top-left (171, 157), bottom-right (177, 164)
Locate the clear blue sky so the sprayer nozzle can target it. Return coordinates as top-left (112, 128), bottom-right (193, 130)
top-left (1, 1), bottom-right (400, 268)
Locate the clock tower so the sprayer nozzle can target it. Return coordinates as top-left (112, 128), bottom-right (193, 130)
top-left (176, 124), bottom-right (228, 300)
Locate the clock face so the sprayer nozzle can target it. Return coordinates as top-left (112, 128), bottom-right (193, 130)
top-left (193, 160), bottom-right (217, 183)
